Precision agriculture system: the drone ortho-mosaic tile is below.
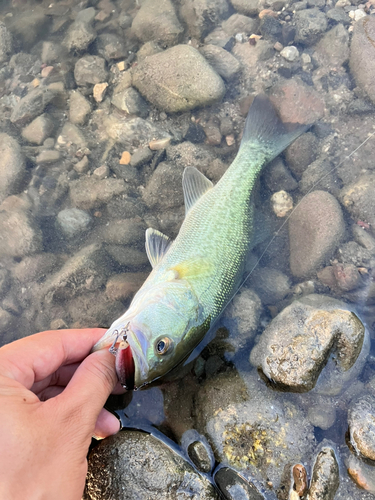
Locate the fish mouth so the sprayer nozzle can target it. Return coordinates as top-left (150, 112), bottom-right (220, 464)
top-left (109, 331), bottom-right (135, 390)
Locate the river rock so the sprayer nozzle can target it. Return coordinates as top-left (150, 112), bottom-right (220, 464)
top-left (10, 88), bottom-right (56, 126)
top-left (112, 87), bottom-right (149, 117)
top-left (249, 267), bottom-right (291, 305)
top-left (264, 157), bottom-right (298, 192)
top-left (143, 161), bottom-right (185, 210)
top-left (96, 219), bottom-right (146, 246)
top-left (299, 158), bottom-right (339, 195)
top-left (0, 22), bottom-right (12, 64)
top-left (288, 190), bottom-right (345, 278)
top-left (306, 447), bottom-right (339, 500)
top-left (69, 90), bottom-right (92, 126)
top-left (63, 20), bottom-right (96, 52)
top-left (96, 33), bottom-right (126, 61)
top-left (285, 132), bottom-right (319, 178)
top-left (105, 272), bottom-right (148, 301)
top-left (222, 13), bottom-right (258, 36)
top-left (65, 290), bottom-right (124, 329)
top-left (12, 253), bottom-right (62, 285)
top-left (250, 295), bottom-right (365, 392)
top-left (106, 245), bottom-right (149, 268)
top-left (74, 55), bottom-right (108, 86)
top-left (294, 8), bottom-right (328, 46)
top-left (230, 0), bottom-right (260, 16)
top-left (70, 177), bottom-right (130, 210)
top-left (314, 23), bottom-right (349, 71)
top-left (350, 16), bottom-right (375, 105)
top-left (200, 44), bottom-right (241, 81)
top-left (132, 45), bottom-right (225, 113)
top-left (0, 134), bottom-right (26, 204)
top-left (56, 208), bottom-right (92, 238)
top-left (57, 123), bottom-right (87, 150)
top-left (179, 0), bottom-right (230, 39)
top-left (348, 395), bottom-right (375, 461)
top-left (131, 0), bottom-right (183, 47)
top-left (85, 430), bottom-right (219, 499)
top-left (21, 114), bottom-right (54, 145)
top-left (102, 115), bottom-right (165, 147)
top-left (340, 174), bottom-right (375, 234)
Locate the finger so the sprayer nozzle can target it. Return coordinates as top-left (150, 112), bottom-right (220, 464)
top-left (58, 348), bottom-right (119, 429)
top-left (37, 385), bottom-right (65, 401)
top-left (93, 409), bottom-right (121, 439)
top-left (31, 363), bottom-right (80, 395)
top-left (0, 329), bottom-right (107, 389)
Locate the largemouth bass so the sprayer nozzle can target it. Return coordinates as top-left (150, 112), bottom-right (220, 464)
top-left (93, 95), bottom-right (309, 390)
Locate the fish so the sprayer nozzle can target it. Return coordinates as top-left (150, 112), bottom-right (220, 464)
top-left (92, 95), bottom-right (309, 390)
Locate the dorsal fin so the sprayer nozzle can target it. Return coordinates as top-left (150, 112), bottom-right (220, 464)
top-left (145, 228), bottom-right (172, 268)
top-left (182, 167), bottom-right (213, 214)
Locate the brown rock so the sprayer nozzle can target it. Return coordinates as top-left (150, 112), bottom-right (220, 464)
top-left (70, 177), bottom-right (130, 209)
top-left (105, 272), bottom-right (147, 301)
top-left (350, 16), bottom-right (375, 104)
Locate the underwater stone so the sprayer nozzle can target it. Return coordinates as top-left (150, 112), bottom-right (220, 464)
top-left (74, 55), bottom-right (107, 86)
top-left (63, 21), bottom-right (96, 52)
top-left (348, 395), bottom-right (375, 461)
top-left (180, 0), bottom-right (230, 40)
top-left (294, 8), bottom-right (328, 46)
top-left (10, 87), bottom-right (56, 126)
top-left (69, 90), bottom-right (92, 126)
top-left (56, 208), bottom-right (92, 238)
top-left (200, 44), bottom-right (241, 81)
top-left (285, 131), bottom-right (319, 178)
top-left (340, 174), bottom-right (375, 235)
top-left (21, 114), bottom-right (54, 145)
top-left (0, 134), bottom-right (26, 204)
top-left (306, 447), bottom-right (339, 500)
top-left (350, 16), bottom-right (375, 105)
top-left (0, 22), bottom-right (13, 64)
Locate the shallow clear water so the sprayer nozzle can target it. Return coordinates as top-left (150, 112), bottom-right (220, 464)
top-left (1, 0), bottom-right (375, 498)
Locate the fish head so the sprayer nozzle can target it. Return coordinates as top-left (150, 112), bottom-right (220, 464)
top-left (93, 279), bottom-right (208, 390)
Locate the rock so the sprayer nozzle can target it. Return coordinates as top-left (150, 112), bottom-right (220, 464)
top-left (74, 56), bottom-right (108, 86)
top-left (326, 8), bottom-right (350, 25)
top-left (93, 83), bottom-right (108, 103)
top-left (166, 141), bottom-right (213, 172)
top-left (21, 114), bottom-right (54, 145)
top-left (5, 7), bottom-right (48, 47)
top-left (131, 0), bottom-right (183, 47)
top-left (10, 88), bottom-right (56, 126)
top-left (229, 0), bottom-right (260, 16)
top-left (70, 177), bottom-right (130, 210)
top-left (264, 157), bottom-right (298, 192)
top-left (350, 16), bottom-right (375, 102)
top-left (306, 448), bottom-right (339, 500)
top-left (179, 0), bottom-right (230, 39)
top-left (348, 395), bottom-right (375, 461)
top-left (85, 431), bottom-right (219, 499)
top-left (288, 190), bottom-right (345, 278)
top-left (106, 245), bottom-right (149, 268)
top-left (340, 174), bottom-right (375, 233)
top-left (285, 132), bottom-right (319, 178)
top-left (36, 150), bottom-right (61, 164)
top-left (259, 15), bottom-right (283, 42)
top-left (69, 90), bottom-right (92, 126)
top-left (0, 198), bottom-right (42, 259)
top-left (199, 44), bottom-right (241, 81)
top-left (56, 208), bottom-right (92, 238)
top-left (41, 41), bottom-right (66, 64)
top-left (74, 156), bottom-right (89, 175)
top-left (97, 219), bottom-right (146, 246)
top-left (132, 45), bottom-right (225, 113)
top-left (41, 244), bottom-right (112, 303)
top-left (250, 295), bottom-right (366, 392)
top-left (294, 8), bottom-right (328, 46)
top-left (142, 161), bottom-right (184, 210)
top-left (280, 45), bottom-right (299, 62)
top-left (337, 240), bottom-right (373, 268)
top-left (105, 272), bottom-right (147, 301)
top-left (102, 115), bottom-right (166, 147)
top-left (137, 40), bottom-right (163, 60)
top-left (270, 78), bottom-right (325, 124)
top-left (299, 158), bottom-right (339, 195)
top-left (96, 33), bottom-right (126, 61)
top-left (222, 13), bottom-right (259, 36)
top-left (271, 190), bottom-right (293, 217)
top-left (0, 134), bottom-right (26, 204)
top-left (307, 396), bottom-right (337, 430)
top-left (93, 165), bottom-right (109, 179)
top-left (112, 87), bottom-right (149, 117)
top-left (346, 453), bottom-right (375, 495)
top-left (204, 29), bottom-right (235, 50)
top-left (62, 21), bottom-right (96, 52)
top-left (105, 196), bottom-right (147, 220)
top-left (130, 147), bottom-right (153, 168)
top-left (250, 267), bottom-right (291, 304)
top-left (0, 22), bottom-right (13, 64)
top-left (75, 7), bottom-right (97, 24)
top-left (0, 268), bottom-right (11, 298)
top-left (12, 253), bottom-right (61, 284)
top-left (314, 24), bottom-right (349, 71)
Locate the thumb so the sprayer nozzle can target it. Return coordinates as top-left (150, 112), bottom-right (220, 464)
top-left (59, 348), bottom-right (119, 431)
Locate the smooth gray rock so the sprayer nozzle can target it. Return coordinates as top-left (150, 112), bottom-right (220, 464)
top-left (348, 395), bottom-right (375, 461)
top-left (285, 132), bottom-right (319, 178)
top-left (70, 177), bottom-right (130, 210)
top-left (112, 87), bottom-right (149, 117)
top-left (306, 447), bottom-right (339, 500)
top-left (58, 122), bottom-right (87, 149)
top-left (130, 147), bottom-right (153, 169)
top-left (96, 33), bottom-right (127, 61)
top-left (132, 45), bottom-right (225, 113)
top-left (63, 21), bottom-right (96, 52)
top-left (21, 114), bottom-right (54, 145)
top-left (0, 22), bottom-right (13, 63)
top-left (299, 158), bottom-right (340, 195)
top-left (350, 16), bottom-right (375, 104)
top-left (249, 267), bottom-right (291, 305)
top-left (294, 8), bottom-right (328, 45)
top-left (340, 174), bottom-right (375, 234)
top-left (250, 295), bottom-right (366, 392)
top-left (314, 24), bottom-right (350, 69)
top-left (179, 0), bottom-right (230, 39)
top-left (103, 115), bottom-right (166, 147)
top-left (0, 134), bottom-right (25, 204)
top-left (69, 90), bottom-right (92, 126)
top-left (96, 219), bottom-right (146, 246)
top-left (74, 55), bottom-right (108, 86)
top-left (56, 208), bottom-right (92, 238)
top-left (288, 190), bottom-right (345, 278)
top-left (142, 161), bottom-right (184, 210)
top-left (85, 431), bottom-right (219, 499)
top-left (222, 13), bottom-right (258, 36)
top-left (229, 0), bottom-right (260, 16)
top-left (10, 88), bottom-right (56, 126)
top-left (199, 44), bottom-right (241, 81)
top-left (131, 0), bottom-right (184, 47)
top-left (106, 245), bottom-right (149, 268)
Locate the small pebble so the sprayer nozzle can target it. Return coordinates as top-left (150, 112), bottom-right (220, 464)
top-left (93, 82), bottom-right (108, 103)
top-left (349, 9), bottom-right (367, 20)
top-left (259, 9), bottom-right (278, 18)
top-left (335, 0), bottom-right (351, 6)
top-left (36, 150), bottom-right (60, 164)
top-left (50, 318), bottom-right (68, 330)
top-left (74, 155), bottom-right (89, 174)
top-left (271, 190), bottom-right (293, 217)
top-left (280, 46), bottom-right (299, 62)
top-left (149, 137), bottom-right (171, 150)
top-left (119, 151), bottom-right (131, 165)
top-left (32, 78), bottom-right (40, 87)
top-left (274, 41), bottom-right (283, 51)
top-left (95, 10), bottom-right (110, 22)
top-left (225, 134), bottom-right (235, 146)
top-left (41, 66), bottom-right (54, 78)
top-left (301, 53), bottom-right (311, 65)
top-left (117, 61), bottom-right (126, 71)
top-left (93, 165), bottom-right (109, 179)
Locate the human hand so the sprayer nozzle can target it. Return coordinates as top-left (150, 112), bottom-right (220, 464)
top-left (0, 328), bottom-right (123, 500)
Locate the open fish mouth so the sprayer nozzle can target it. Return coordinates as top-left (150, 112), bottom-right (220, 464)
top-left (109, 327), bottom-right (135, 390)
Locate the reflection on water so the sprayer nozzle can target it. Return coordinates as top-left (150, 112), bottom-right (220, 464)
top-left (1, 0), bottom-right (375, 498)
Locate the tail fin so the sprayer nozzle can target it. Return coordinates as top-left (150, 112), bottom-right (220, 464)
top-left (240, 94), bottom-right (311, 161)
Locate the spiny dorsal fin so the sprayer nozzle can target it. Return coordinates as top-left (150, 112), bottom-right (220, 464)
top-left (182, 167), bottom-right (213, 214)
top-left (145, 228), bottom-right (172, 268)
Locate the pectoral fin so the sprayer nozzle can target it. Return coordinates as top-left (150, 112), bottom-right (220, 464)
top-left (182, 167), bottom-right (213, 214)
top-left (145, 228), bottom-right (172, 268)
top-left (171, 257), bottom-right (214, 282)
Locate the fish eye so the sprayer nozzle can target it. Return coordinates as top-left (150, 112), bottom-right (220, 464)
top-left (155, 337), bottom-right (173, 355)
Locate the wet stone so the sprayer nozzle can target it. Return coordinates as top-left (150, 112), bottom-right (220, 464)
top-left (85, 430), bottom-right (219, 499)
top-left (105, 272), bottom-right (147, 301)
top-left (12, 253), bottom-right (62, 285)
top-left (179, 0), bottom-right (230, 40)
top-left (103, 115), bottom-right (166, 148)
top-left (130, 147), bottom-right (153, 169)
top-left (299, 158), bottom-right (339, 195)
top-left (131, 0), bottom-right (183, 47)
top-left (69, 90), bottom-right (92, 126)
top-left (97, 219), bottom-right (146, 246)
top-left (5, 7), bottom-right (48, 47)
top-left (337, 241), bottom-right (373, 268)
top-left (57, 123), bottom-right (87, 150)
top-left (0, 22), bottom-right (13, 64)
top-left (350, 16), bottom-right (375, 104)
top-left (56, 208), bottom-right (92, 238)
top-left (96, 33), bottom-right (126, 61)
top-left (214, 467), bottom-right (265, 500)
top-left (143, 161), bottom-right (185, 210)
top-left (70, 177), bottom-right (130, 210)
top-left (222, 13), bottom-right (259, 36)
top-left (21, 114), bottom-right (54, 145)
top-left (112, 87), bottom-right (149, 118)
top-left (348, 395), bottom-right (375, 461)
top-left (306, 448), bottom-right (339, 500)
top-left (249, 267), bottom-right (291, 305)
top-left (285, 132), bottom-right (319, 178)
top-left (62, 21), bottom-right (96, 52)
top-left (187, 441), bottom-right (213, 473)
top-left (259, 15), bottom-right (283, 42)
top-left (36, 150), bottom-right (61, 164)
top-left (326, 7), bottom-right (350, 25)
top-left (314, 23), bottom-right (350, 70)
top-left (74, 56), bottom-right (108, 86)
top-left (340, 174), bottom-right (375, 233)
top-left (230, 0), bottom-right (260, 16)
top-left (132, 45), bottom-right (226, 113)
top-left (250, 296), bottom-right (365, 392)
top-left (294, 8), bottom-right (328, 46)
top-left (0, 134), bottom-right (26, 205)
top-left (288, 190), bottom-right (345, 278)
top-left (264, 157), bottom-right (298, 192)
top-left (106, 245), bottom-right (149, 268)
top-left (10, 88), bottom-right (56, 126)
top-left (0, 268), bottom-right (11, 298)
top-left (199, 44), bottom-right (241, 81)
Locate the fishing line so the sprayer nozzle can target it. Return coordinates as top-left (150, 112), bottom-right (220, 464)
top-left (220, 127), bottom-right (375, 315)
